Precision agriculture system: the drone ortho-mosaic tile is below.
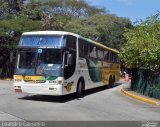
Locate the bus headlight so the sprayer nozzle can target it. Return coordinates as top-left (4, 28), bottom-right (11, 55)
top-left (57, 77), bottom-right (64, 85)
top-left (58, 80), bottom-right (62, 84)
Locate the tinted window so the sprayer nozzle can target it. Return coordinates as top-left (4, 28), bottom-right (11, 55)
top-left (38, 49), bottom-right (62, 64)
top-left (97, 48), bottom-right (104, 60)
top-left (104, 51), bottom-right (108, 61)
top-left (66, 35), bottom-right (77, 51)
top-left (20, 35), bottom-right (64, 47)
top-left (89, 45), bottom-right (97, 58)
top-left (19, 51), bottom-right (36, 69)
top-left (79, 38), bottom-right (89, 58)
top-left (79, 40), bottom-right (83, 57)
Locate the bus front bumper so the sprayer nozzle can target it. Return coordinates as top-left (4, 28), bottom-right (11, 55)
top-left (14, 84), bottom-right (64, 95)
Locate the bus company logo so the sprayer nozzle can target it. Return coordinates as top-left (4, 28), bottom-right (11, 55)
top-left (65, 81), bottom-right (74, 92)
top-left (79, 63), bottom-right (86, 68)
top-left (142, 121), bottom-right (159, 127)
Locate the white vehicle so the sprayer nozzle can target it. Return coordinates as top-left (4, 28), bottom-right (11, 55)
top-left (14, 31), bottom-right (120, 97)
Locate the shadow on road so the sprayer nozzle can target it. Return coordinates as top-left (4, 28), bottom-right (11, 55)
top-left (19, 94), bottom-right (77, 103)
top-left (19, 82), bottom-right (122, 103)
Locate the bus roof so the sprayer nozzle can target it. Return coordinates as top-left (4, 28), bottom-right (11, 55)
top-left (83, 38), bottom-right (119, 54)
top-left (22, 31), bottom-right (80, 37)
top-left (22, 31), bottom-right (119, 54)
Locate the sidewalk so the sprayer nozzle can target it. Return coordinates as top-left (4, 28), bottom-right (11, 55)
top-left (121, 81), bottom-right (160, 105)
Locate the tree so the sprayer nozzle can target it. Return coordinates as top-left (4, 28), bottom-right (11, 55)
top-left (119, 12), bottom-right (160, 71)
top-left (0, 0), bottom-right (42, 78)
top-left (0, 0), bottom-right (132, 78)
top-left (41, 0), bottom-right (107, 31)
top-left (41, 0), bottom-right (132, 49)
top-left (65, 14), bottom-right (132, 49)
top-left (41, 0), bottom-right (106, 18)
top-left (0, 0), bottom-right (43, 46)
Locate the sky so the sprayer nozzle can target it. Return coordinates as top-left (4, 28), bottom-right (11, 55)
top-left (86, 0), bottom-right (160, 23)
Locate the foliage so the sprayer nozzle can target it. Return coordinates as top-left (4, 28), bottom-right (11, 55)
top-left (0, 0), bottom-right (43, 78)
top-left (0, 15), bottom-right (42, 48)
top-left (119, 12), bottom-right (160, 71)
top-left (41, 0), bottom-right (106, 18)
top-left (0, 0), bottom-right (132, 78)
top-left (0, 0), bottom-right (131, 49)
top-left (40, 0), bottom-right (132, 49)
top-left (0, 0), bottom-right (43, 48)
top-left (41, 0), bottom-right (107, 32)
top-left (65, 14), bottom-right (132, 49)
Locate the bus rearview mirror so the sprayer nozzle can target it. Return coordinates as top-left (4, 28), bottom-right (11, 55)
top-left (67, 54), bottom-right (73, 66)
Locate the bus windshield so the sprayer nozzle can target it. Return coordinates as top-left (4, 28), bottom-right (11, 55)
top-left (15, 49), bottom-right (63, 76)
top-left (20, 35), bottom-right (64, 47)
top-left (36, 49), bottom-right (63, 76)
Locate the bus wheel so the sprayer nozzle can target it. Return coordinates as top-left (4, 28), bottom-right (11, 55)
top-left (77, 80), bottom-right (84, 98)
top-left (112, 76), bottom-right (115, 86)
top-left (108, 76), bottom-right (113, 88)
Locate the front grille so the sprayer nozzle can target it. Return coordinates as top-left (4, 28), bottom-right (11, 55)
top-left (35, 80), bottom-right (46, 83)
top-left (24, 80), bottom-right (46, 83)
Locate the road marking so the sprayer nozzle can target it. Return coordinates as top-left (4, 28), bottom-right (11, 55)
top-left (0, 111), bottom-right (23, 121)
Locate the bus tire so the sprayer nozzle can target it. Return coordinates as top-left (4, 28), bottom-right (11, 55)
top-left (108, 76), bottom-right (113, 88)
top-left (77, 79), bottom-right (84, 98)
top-left (112, 76), bottom-right (115, 86)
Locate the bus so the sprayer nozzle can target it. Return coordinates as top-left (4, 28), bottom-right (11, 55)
top-left (14, 31), bottom-right (120, 97)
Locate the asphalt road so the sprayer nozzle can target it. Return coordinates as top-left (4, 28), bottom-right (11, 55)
top-left (0, 80), bottom-right (160, 121)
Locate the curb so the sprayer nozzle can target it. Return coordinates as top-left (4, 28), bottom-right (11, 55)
top-left (121, 86), bottom-right (160, 106)
top-left (0, 78), bottom-right (13, 80)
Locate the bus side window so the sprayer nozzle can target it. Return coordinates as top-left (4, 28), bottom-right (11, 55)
top-left (115, 54), bottom-right (120, 63)
top-left (107, 51), bottom-right (110, 61)
top-left (83, 44), bottom-right (89, 57)
top-left (66, 35), bottom-right (76, 51)
top-left (79, 39), bottom-right (84, 57)
top-left (79, 38), bottom-right (89, 58)
top-left (110, 52), bottom-right (113, 62)
top-left (113, 54), bottom-right (117, 62)
top-left (104, 51), bottom-right (108, 61)
top-left (97, 48), bottom-right (104, 60)
top-left (89, 45), bottom-right (97, 58)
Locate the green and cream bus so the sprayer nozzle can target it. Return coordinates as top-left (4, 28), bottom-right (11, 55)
top-left (14, 31), bottom-right (120, 97)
